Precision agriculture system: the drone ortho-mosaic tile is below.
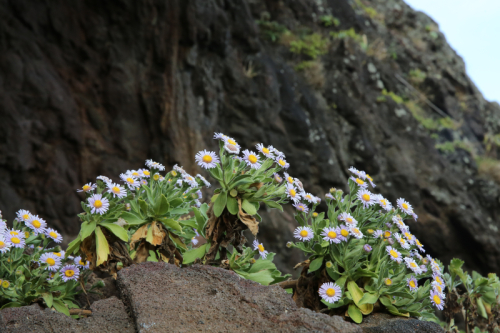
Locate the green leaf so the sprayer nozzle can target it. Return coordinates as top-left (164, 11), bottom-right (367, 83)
top-left (120, 212), bottom-right (145, 225)
top-left (146, 224), bottom-right (154, 244)
top-left (65, 237), bottom-right (81, 257)
top-left (42, 293), bottom-right (53, 308)
top-left (147, 250), bottom-right (158, 262)
top-left (263, 201), bottom-right (283, 211)
top-left (226, 196), bottom-right (239, 215)
top-left (213, 191), bottom-right (227, 217)
top-left (0, 302), bottom-right (22, 309)
top-left (168, 198), bottom-right (183, 208)
top-left (308, 256), bottom-right (324, 274)
top-left (80, 220), bottom-right (96, 241)
top-left (385, 291), bottom-right (413, 299)
top-left (193, 208), bottom-right (207, 234)
top-left (183, 244), bottom-right (207, 264)
top-left (476, 297), bottom-right (488, 319)
top-left (169, 233), bottom-right (188, 250)
top-left (358, 292), bottom-right (379, 305)
top-left (158, 218), bottom-right (182, 232)
top-left (379, 295), bottom-right (393, 307)
top-left (100, 223), bottom-right (129, 242)
top-left (138, 199), bottom-right (149, 214)
top-left (154, 194), bottom-right (170, 216)
top-left (347, 281), bottom-right (374, 315)
top-left (95, 227), bottom-right (110, 266)
top-left (242, 199), bottom-right (257, 215)
top-left (52, 299), bottom-right (70, 316)
top-left (348, 304), bottom-right (363, 323)
top-left (235, 270), bottom-right (274, 286)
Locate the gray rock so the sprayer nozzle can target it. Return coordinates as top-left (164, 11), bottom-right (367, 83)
top-left (360, 313), bottom-right (443, 332)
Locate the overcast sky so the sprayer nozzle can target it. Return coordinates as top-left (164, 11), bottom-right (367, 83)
top-left (405, 0), bottom-right (500, 103)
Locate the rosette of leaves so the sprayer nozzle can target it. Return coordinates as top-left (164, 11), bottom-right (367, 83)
top-left (288, 180), bottom-right (437, 323)
top-left (119, 170), bottom-right (203, 266)
top-left (202, 141), bottom-right (287, 263)
top-left (443, 259), bottom-right (500, 332)
top-left (0, 220), bottom-right (99, 316)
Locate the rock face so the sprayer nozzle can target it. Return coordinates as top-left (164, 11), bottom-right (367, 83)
top-left (0, 0), bottom-right (499, 275)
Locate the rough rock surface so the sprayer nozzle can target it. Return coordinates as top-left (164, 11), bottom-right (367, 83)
top-left (0, 296), bottom-right (134, 333)
top-left (117, 262), bottom-right (362, 332)
top-left (0, 0), bottom-right (499, 275)
top-left (360, 313), bottom-right (443, 333)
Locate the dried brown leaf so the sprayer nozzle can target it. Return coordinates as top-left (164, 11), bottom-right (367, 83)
top-left (237, 198), bottom-right (259, 236)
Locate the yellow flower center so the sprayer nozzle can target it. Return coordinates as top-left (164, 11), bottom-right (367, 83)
top-left (2, 281), bottom-right (9, 288)
top-left (287, 177), bottom-right (294, 184)
top-left (112, 186), bottom-right (120, 194)
top-left (313, 212), bottom-right (318, 217)
top-left (409, 280), bottom-right (416, 288)
top-left (410, 262), bottom-right (417, 268)
top-left (83, 185), bottom-right (91, 191)
top-left (380, 199), bottom-right (387, 206)
top-left (49, 231), bottom-right (58, 239)
top-left (227, 139), bottom-right (237, 145)
top-left (289, 189), bottom-right (296, 197)
top-left (384, 231), bottom-right (391, 238)
top-left (46, 258), bottom-right (56, 266)
top-left (143, 170), bottom-right (150, 176)
top-left (367, 229), bottom-right (374, 234)
top-left (202, 155), bottom-right (213, 163)
top-left (54, 252), bottom-right (62, 257)
top-left (416, 240), bottom-right (422, 246)
top-left (132, 172), bottom-right (139, 176)
top-left (248, 155), bottom-right (258, 164)
top-left (0, 241), bottom-right (5, 248)
top-left (25, 232), bottom-right (30, 238)
top-left (390, 250), bottom-right (399, 258)
top-left (153, 174), bottom-right (160, 180)
top-left (65, 270), bottom-right (75, 277)
top-left (326, 288), bottom-right (336, 297)
top-left (94, 200), bottom-right (103, 208)
top-left (79, 259), bottom-right (86, 266)
top-left (385, 278), bottom-right (392, 285)
top-left (10, 231), bottom-right (18, 236)
top-left (11, 237), bottom-right (20, 244)
top-left (433, 295), bottom-right (441, 305)
top-left (346, 217), bottom-right (353, 224)
top-left (341, 229), bottom-right (349, 237)
top-left (299, 230), bottom-right (309, 237)
top-left (400, 238), bottom-right (406, 244)
top-left (22, 214), bottom-right (29, 220)
top-left (436, 276), bottom-right (442, 285)
top-left (171, 171), bottom-right (177, 176)
top-left (366, 174), bottom-right (373, 181)
top-left (355, 178), bottom-right (364, 185)
top-left (126, 177), bottom-right (134, 184)
top-left (353, 228), bottom-right (360, 235)
top-left (402, 203), bottom-right (409, 209)
top-left (31, 219), bottom-right (42, 228)
top-left (262, 147), bottom-right (270, 154)
top-left (258, 244), bottom-right (265, 252)
top-left (422, 258), bottom-right (429, 264)
top-left (362, 194), bottom-right (370, 201)
top-left (327, 231), bottom-right (337, 239)
top-left (278, 159), bottom-right (286, 167)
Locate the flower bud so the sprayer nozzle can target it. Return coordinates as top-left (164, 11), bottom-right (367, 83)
top-left (312, 212), bottom-right (318, 218)
top-left (116, 262), bottom-right (123, 271)
top-left (363, 244), bottom-right (372, 253)
top-left (387, 237), bottom-right (395, 245)
top-left (286, 242), bottom-right (293, 248)
top-left (329, 188), bottom-right (336, 194)
top-left (367, 229), bottom-right (374, 234)
top-left (250, 258), bottom-right (256, 264)
top-left (15, 269), bottom-right (23, 276)
top-left (326, 261), bottom-right (333, 268)
top-left (384, 278), bottom-right (392, 286)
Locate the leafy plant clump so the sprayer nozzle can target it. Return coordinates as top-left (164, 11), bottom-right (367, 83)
top-left (0, 211), bottom-right (98, 315)
top-left (286, 167), bottom-right (444, 323)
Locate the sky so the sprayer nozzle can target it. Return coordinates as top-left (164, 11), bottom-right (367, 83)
top-left (405, 0), bottom-right (500, 103)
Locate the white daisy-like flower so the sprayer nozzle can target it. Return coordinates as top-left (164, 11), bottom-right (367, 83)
top-left (87, 194), bottom-right (110, 215)
top-left (26, 215), bottom-right (47, 235)
top-left (348, 166), bottom-right (361, 177)
top-left (430, 290), bottom-right (445, 310)
top-left (39, 253), bottom-right (61, 271)
top-left (283, 172), bottom-right (294, 185)
top-left (415, 238), bottom-right (425, 252)
top-left (74, 256), bottom-right (90, 269)
top-left (338, 224), bottom-right (351, 242)
top-left (319, 282), bottom-right (342, 304)
top-left (432, 282), bottom-right (446, 298)
top-left (6, 231), bottom-right (24, 248)
top-left (16, 209), bottom-right (32, 224)
top-left (45, 228), bottom-right (62, 243)
top-left (392, 215), bottom-right (409, 232)
top-left (325, 193), bottom-right (334, 200)
top-left (375, 195), bottom-right (392, 211)
top-left (61, 265), bottom-right (80, 282)
top-left (293, 202), bottom-right (309, 213)
top-left (394, 233), bottom-right (410, 249)
top-left (397, 198), bottom-right (413, 215)
top-left (349, 226), bottom-right (364, 239)
top-left (195, 150), bottom-right (220, 169)
top-left (286, 184), bottom-right (302, 203)
top-left (176, 179), bottom-right (183, 187)
top-left (386, 246), bottom-right (402, 263)
top-left (433, 274), bottom-right (444, 286)
top-left (404, 257), bottom-right (423, 274)
top-left (106, 183), bottom-right (127, 199)
top-left (191, 236), bottom-right (199, 245)
top-left (6, 229), bottom-right (21, 237)
top-left (77, 182), bottom-right (97, 193)
top-left (373, 230), bottom-right (383, 239)
top-left (273, 173), bottom-right (283, 183)
top-left (349, 176), bottom-right (368, 189)
top-left (242, 150), bottom-right (261, 169)
top-left (293, 226), bottom-right (314, 241)
top-left (0, 235), bottom-right (11, 253)
top-left (255, 143), bottom-right (274, 158)
top-left (252, 239), bottom-right (268, 259)
top-left (403, 231), bottom-right (416, 245)
top-left (213, 132), bottom-right (226, 140)
top-left (272, 147), bottom-right (285, 158)
top-left (97, 175), bottom-right (112, 183)
top-left (223, 137), bottom-right (241, 149)
top-left (52, 251), bottom-right (65, 259)
top-left (120, 173), bottom-right (140, 190)
top-left (173, 164), bottom-right (186, 174)
top-left (337, 212), bottom-right (357, 226)
top-left (196, 174), bottom-right (211, 187)
top-left (407, 276), bottom-right (418, 292)
top-left (183, 174), bottom-right (198, 187)
top-left (357, 189), bottom-right (375, 208)
top-left (302, 192), bottom-right (318, 204)
top-left (294, 178), bottom-right (304, 191)
top-left (275, 156), bottom-right (290, 169)
top-left (223, 142), bottom-right (240, 154)
top-left (321, 227), bottom-right (342, 244)
top-left (127, 170), bottom-right (142, 178)
top-left (145, 159), bottom-right (165, 171)
top-left (365, 174), bottom-right (376, 188)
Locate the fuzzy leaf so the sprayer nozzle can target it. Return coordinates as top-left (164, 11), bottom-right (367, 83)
top-left (95, 227), bottom-right (110, 267)
top-left (213, 191), bottom-right (227, 217)
top-left (226, 196), bottom-right (239, 215)
top-left (263, 200), bottom-right (283, 211)
top-left (100, 223), bottom-right (129, 242)
top-left (241, 199), bottom-right (257, 215)
top-left (52, 300), bottom-right (70, 316)
top-left (120, 212), bottom-right (145, 225)
top-left (183, 243), bottom-right (207, 264)
top-left (159, 218), bottom-right (182, 232)
top-left (308, 256), bottom-right (324, 274)
top-left (347, 304), bottom-right (363, 323)
top-left (154, 194), bottom-right (170, 216)
top-left (42, 293), bottom-right (53, 308)
top-left (80, 221), bottom-right (96, 241)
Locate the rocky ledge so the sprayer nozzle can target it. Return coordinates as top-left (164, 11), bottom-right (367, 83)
top-left (0, 262), bottom-right (443, 332)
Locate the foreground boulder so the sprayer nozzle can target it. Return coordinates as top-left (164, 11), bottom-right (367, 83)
top-left (117, 262), bottom-right (362, 332)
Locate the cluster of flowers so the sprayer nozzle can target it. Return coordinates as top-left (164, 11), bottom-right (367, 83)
top-left (286, 166), bottom-right (445, 315)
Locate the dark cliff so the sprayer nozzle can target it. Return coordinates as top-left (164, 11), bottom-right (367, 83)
top-left (0, 0), bottom-right (499, 274)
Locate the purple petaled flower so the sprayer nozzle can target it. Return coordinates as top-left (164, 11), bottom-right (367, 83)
top-left (363, 244), bottom-right (372, 253)
top-left (61, 265), bottom-right (80, 282)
